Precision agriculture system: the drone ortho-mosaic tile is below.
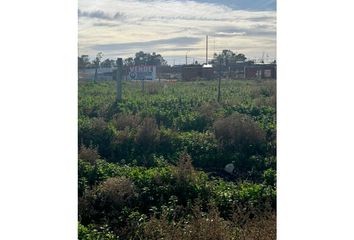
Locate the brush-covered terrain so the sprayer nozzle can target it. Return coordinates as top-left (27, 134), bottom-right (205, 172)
top-left (78, 79), bottom-right (276, 240)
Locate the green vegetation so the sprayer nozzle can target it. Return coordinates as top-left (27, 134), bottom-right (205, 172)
top-left (78, 79), bottom-right (276, 239)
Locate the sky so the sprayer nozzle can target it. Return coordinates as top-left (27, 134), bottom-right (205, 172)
top-left (78, 0), bottom-right (276, 65)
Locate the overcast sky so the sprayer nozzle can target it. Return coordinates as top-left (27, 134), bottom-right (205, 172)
top-left (78, 0), bottom-right (276, 64)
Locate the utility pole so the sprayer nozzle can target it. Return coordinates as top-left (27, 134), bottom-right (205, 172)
top-left (116, 58), bottom-right (123, 101)
top-left (206, 35), bottom-right (208, 64)
top-left (213, 36), bottom-right (216, 56)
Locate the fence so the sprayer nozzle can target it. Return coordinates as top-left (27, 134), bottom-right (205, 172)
top-left (78, 67), bottom-right (114, 81)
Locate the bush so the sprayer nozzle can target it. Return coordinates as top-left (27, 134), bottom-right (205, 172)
top-left (263, 168), bottom-right (276, 187)
top-left (134, 117), bottom-right (160, 163)
top-left (111, 113), bottom-right (141, 131)
top-left (98, 177), bottom-right (137, 207)
top-left (110, 128), bottom-right (135, 163)
top-left (78, 223), bottom-right (118, 240)
top-left (196, 102), bottom-right (222, 130)
top-left (143, 204), bottom-right (233, 240)
top-left (174, 153), bottom-right (195, 185)
top-left (176, 131), bottom-right (221, 168)
top-left (213, 114), bottom-right (266, 156)
top-left (79, 177), bottom-right (138, 227)
top-left (233, 209), bottom-right (276, 240)
top-left (78, 159), bottom-right (117, 196)
top-left (79, 117), bottom-right (114, 160)
top-left (79, 144), bottom-right (100, 165)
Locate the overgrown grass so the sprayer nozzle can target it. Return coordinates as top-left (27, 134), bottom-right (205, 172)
top-left (78, 79), bottom-right (276, 239)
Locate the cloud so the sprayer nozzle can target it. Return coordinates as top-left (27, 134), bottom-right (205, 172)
top-left (141, 15), bottom-right (232, 22)
top-left (78, 9), bottom-right (125, 20)
top-left (159, 47), bottom-right (202, 52)
top-left (78, 0), bottom-right (276, 63)
top-left (213, 24), bottom-right (275, 37)
top-left (92, 37), bottom-right (202, 51)
top-left (93, 22), bottom-right (119, 27)
top-left (192, 0), bottom-right (276, 11)
top-left (215, 32), bottom-right (246, 37)
top-left (136, 0), bottom-right (276, 11)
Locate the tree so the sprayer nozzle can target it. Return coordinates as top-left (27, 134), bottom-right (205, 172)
top-left (101, 58), bottom-right (115, 68)
top-left (93, 52), bottom-right (103, 68)
top-left (212, 50), bottom-right (247, 69)
top-left (235, 53), bottom-right (246, 62)
top-left (132, 51), bottom-right (167, 66)
top-left (93, 52), bottom-right (103, 83)
top-left (124, 57), bottom-right (134, 66)
top-left (78, 55), bottom-right (90, 69)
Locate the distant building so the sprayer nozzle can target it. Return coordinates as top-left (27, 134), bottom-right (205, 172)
top-left (78, 67), bottom-right (113, 81)
top-left (181, 64), bottom-right (215, 81)
top-left (244, 64), bottom-right (276, 79)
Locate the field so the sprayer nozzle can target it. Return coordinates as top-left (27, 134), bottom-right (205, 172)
top-left (78, 79), bottom-right (276, 239)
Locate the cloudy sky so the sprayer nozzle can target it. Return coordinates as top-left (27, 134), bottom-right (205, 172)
top-left (78, 0), bottom-right (276, 64)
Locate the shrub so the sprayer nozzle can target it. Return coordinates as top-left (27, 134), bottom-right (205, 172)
top-left (174, 153), bottom-right (203, 205)
top-left (134, 117), bottom-right (160, 162)
top-left (197, 102), bottom-right (222, 129)
top-left (78, 159), bottom-right (113, 195)
top-left (143, 203), bottom-right (234, 240)
top-left (78, 223), bottom-right (118, 240)
top-left (79, 144), bottom-right (100, 165)
top-left (98, 177), bottom-right (137, 208)
top-left (79, 177), bottom-right (138, 226)
top-left (111, 113), bottom-right (141, 131)
top-left (176, 131), bottom-right (221, 168)
top-left (234, 210), bottom-right (276, 240)
top-left (174, 153), bottom-right (195, 184)
top-left (79, 117), bottom-right (114, 160)
top-left (110, 128), bottom-right (135, 163)
top-left (157, 128), bottom-right (179, 159)
top-left (213, 114), bottom-right (266, 156)
top-left (263, 168), bottom-right (276, 187)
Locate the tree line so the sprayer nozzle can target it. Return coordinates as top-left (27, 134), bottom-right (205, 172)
top-left (78, 49), bottom-right (272, 70)
top-left (78, 51), bottom-right (167, 69)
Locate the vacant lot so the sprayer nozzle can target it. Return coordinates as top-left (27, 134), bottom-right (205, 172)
top-left (78, 79), bottom-right (276, 240)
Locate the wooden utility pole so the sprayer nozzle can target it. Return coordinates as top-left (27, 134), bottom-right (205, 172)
top-left (116, 58), bottom-right (123, 101)
top-left (206, 35), bottom-right (208, 64)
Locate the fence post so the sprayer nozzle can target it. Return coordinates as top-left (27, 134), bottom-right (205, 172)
top-left (116, 58), bottom-right (123, 101)
top-left (217, 59), bottom-right (222, 102)
top-left (217, 76), bottom-right (221, 102)
top-left (142, 77), bottom-right (145, 95)
top-left (94, 67), bottom-right (98, 83)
